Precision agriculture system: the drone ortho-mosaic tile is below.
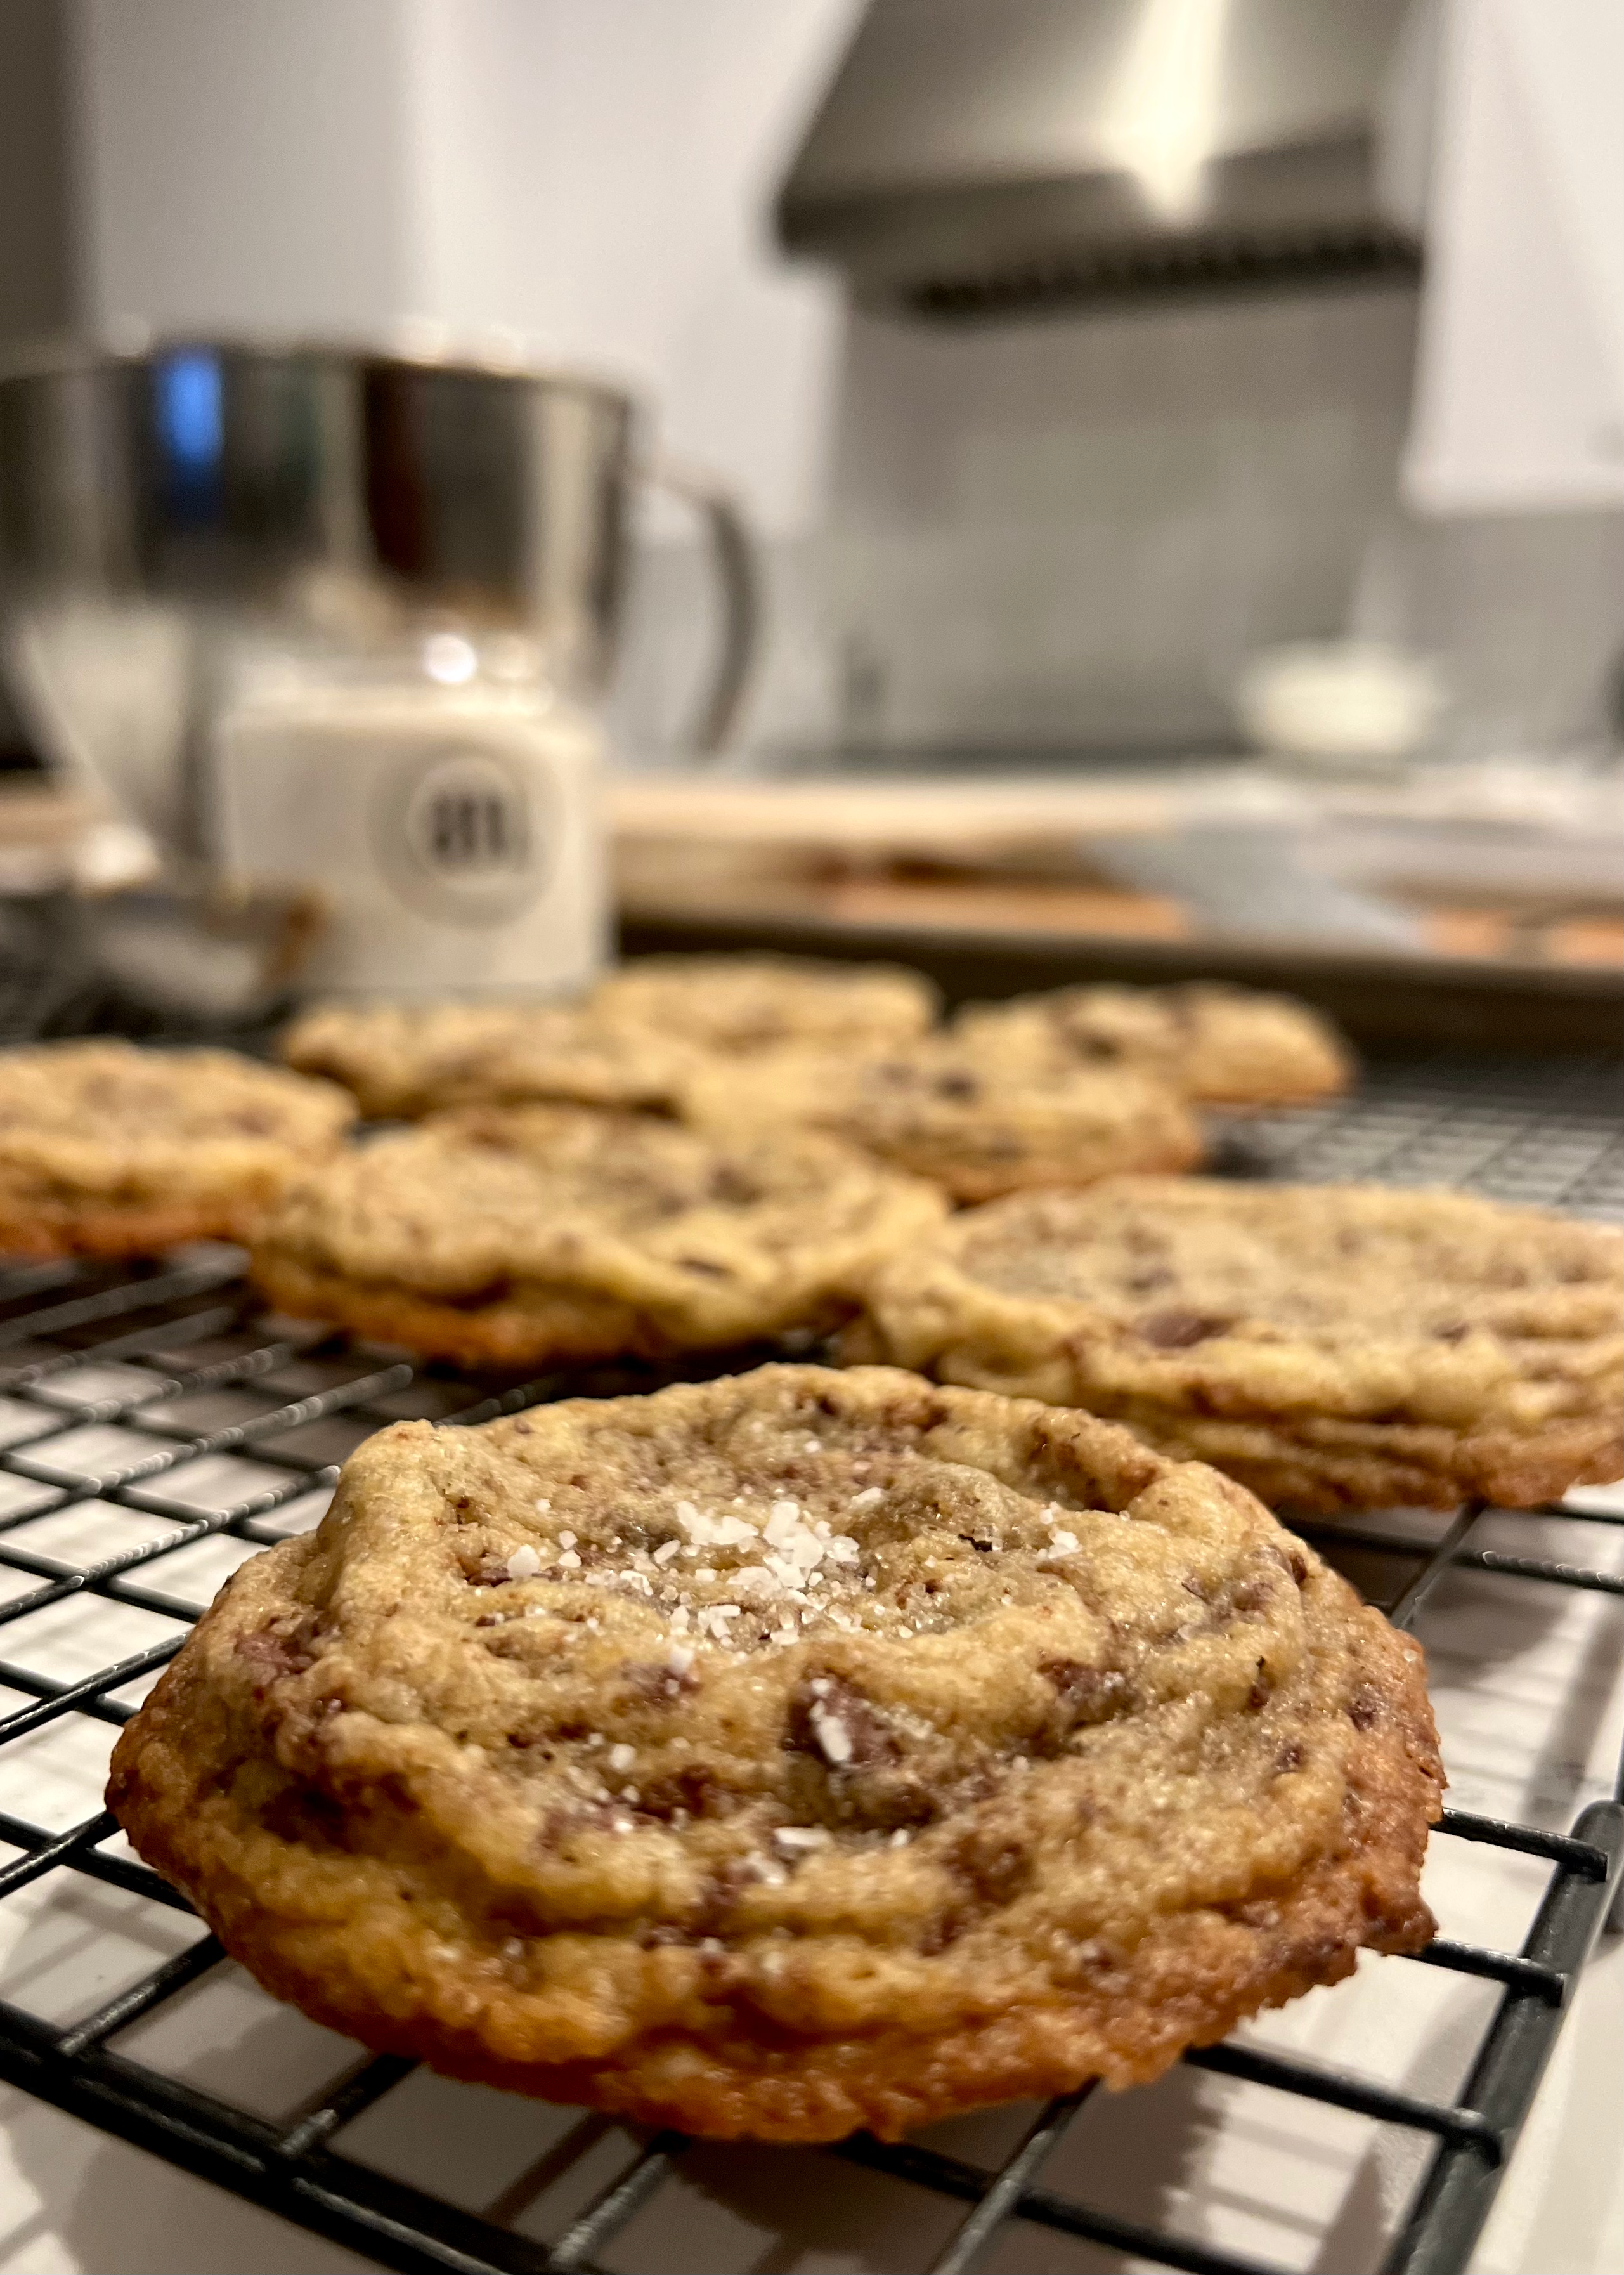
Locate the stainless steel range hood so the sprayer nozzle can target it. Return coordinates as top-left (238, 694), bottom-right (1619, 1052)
top-left (777, 0), bottom-right (1438, 319)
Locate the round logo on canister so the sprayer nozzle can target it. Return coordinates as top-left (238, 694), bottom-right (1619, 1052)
top-left (373, 741), bottom-right (554, 927)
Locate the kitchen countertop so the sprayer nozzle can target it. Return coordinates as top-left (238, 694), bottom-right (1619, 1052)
top-left (610, 762), bottom-right (1624, 974)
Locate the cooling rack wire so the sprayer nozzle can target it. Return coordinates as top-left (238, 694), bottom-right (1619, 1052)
top-left (0, 1052), bottom-right (1616, 2275)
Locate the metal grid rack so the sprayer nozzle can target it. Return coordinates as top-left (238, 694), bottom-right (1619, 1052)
top-left (0, 1057), bottom-right (1617, 2275)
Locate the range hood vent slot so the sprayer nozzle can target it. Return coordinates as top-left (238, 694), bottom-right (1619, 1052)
top-left (777, 0), bottom-right (1437, 321)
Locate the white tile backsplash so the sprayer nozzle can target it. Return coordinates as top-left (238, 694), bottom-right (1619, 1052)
top-left (613, 289), bottom-right (1623, 763)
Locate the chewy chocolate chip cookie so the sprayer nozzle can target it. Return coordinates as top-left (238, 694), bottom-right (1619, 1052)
top-left (681, 1041), bottom-right (1202, 1203)
top-left (848, 1180), bottom-right (1623, 1513)
top-left (108, 1364), bottom-right (1441, 2142)
top-left (281, 998), bottom-right (703, 1121)
top-left (955, 982), bottom-right (1354, 1106)
top-left (589, 954), bottom-right (940, 1055)
top-left (251, 1105), bottom-right (945, 1369)
top-left (0, 1040), bottom-right (355, 1260)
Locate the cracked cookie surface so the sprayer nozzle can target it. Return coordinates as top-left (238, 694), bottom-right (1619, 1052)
top-left (0, 1040), bottom-right (355, 1259)
top-left (281, 998), bottom-right (703, 1121)
top-left (954, 983), bottom-right (1354, 1105)
top-left (681, 1041), bottom-right (1202, 1203)
top-left (109, 1363), bottom-right (1441, 2141)
top-left (589, 955), bottom-right (939, 1055)
top-left (251, 1105), bottom-right (945, 1369)
top-left (849, 1180), bottom-right (1623, 1512)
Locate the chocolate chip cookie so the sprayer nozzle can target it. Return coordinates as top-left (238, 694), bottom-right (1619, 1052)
top-left (281, 998), bottom-right (703, 1121)
top-left (590, 955), bottom-right (939, 1055)
top-left (108, 1363), bottom-right (1441, 2142)
top-left (681, 1041), bottom-right (1202, 1203)
top-left (955, 982), bottom-right (1354, 1105)
top-left (251, 1105), bottom-right (945, 1369)
top-left (0, 1040), bottom-right (356, 1260)
top-left (849, 1180), bottom-right (1623, 1512)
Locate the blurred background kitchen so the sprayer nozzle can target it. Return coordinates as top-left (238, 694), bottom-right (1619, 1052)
top-left (0, 0), bottom-right (1619, 1038)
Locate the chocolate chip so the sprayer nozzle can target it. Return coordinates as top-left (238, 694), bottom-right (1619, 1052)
top-left (259, 1782), bottom-right (346, 1847)
top-left (952, 1827), bottom-right (1032, 1908)
top-left (691, 1857), bottom-right (760, 1933)
top-left (1246, 1662), bottom-right (1273, 1711)
top-left (785, 1673), bottom-right (899, 1770)
top-left (237, 1622), bottom-right (316, 1688)
top-left (918, 1907), bottom-right (970, 1955)
top-left (640, 1763), bottom-right (738, 1821)
top-left (1348, 1689), bottom-right (1381, 1730)
top-left (618, 1659), bottom-right (698, 1705)
top-left (1038, 1658), bottom-right (1135, 1745)
top-left (933, 1072), bottom-right (979, 1101)
top-left (1432, 1322), bottom-right (1469, 1344)
top-left (1275, 1743), bottom-right (1304, 1773)
top-left (784, 1674), bottom-right (935, 1831)
top-left (536, 1802), bottom-right (610, 1852)
top-left (1230, 1577), bottom-right (1271, 1615)
top-left (1137, 1309), bottom-right (1228, 1350)
top-left (1125, 1266), bottom-right (1173, 1294)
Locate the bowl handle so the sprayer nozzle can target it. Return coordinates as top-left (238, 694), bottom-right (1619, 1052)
top-left (639, 456), bottom-right (761, 756)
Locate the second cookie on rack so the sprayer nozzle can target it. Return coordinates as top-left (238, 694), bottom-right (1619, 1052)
top-left (845, 1178), bottom-right (1623, 1513)
top-left (280, 998), bottom-right (705, 1121)
top-left (680, 1041), bottom-right (1202, 1203)
top-left (0, 1040), bottom-right (356, 1260)
top-left (250, 1105), bottom-right (947, 1369)
top-left (952, 981), bottom-right (1354, 1107)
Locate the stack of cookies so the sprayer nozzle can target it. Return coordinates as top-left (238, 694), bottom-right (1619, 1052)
top-left (0, 953), bottom-right (1613, 2146)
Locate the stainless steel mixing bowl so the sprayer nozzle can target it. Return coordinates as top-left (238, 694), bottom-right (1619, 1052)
top-left (0, 340), bottom-right (756, 858)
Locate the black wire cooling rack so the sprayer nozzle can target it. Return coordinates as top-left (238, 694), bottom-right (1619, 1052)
top-left (0, 1054), bottom-right (1618, 2275)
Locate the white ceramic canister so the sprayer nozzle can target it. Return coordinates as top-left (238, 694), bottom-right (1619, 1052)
top-left (212, 642), bottom-right (606, 996)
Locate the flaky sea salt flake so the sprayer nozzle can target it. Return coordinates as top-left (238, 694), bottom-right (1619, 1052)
top-left (809, 1704), bottom-right (853, 1766)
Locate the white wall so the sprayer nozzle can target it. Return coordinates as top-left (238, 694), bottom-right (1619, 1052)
top-left (406, 0), bottom-right (858, 536)
top-left (58, 0), bottom-right (1623, 761)
top-left (73, 0), bottom-right (419, 339)
top-left (67, 0), bottom-right (858, 537)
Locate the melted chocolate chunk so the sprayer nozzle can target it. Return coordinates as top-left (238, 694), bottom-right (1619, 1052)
top-left (1037, 1658), bottom-right (1135, 1748)
top-left (785, 1673), bottom-right (900, 1770)
top-left (237, 1622), bottom-right (316, 1690)
top-left (952, 1827), bottom-right (1033, 1908)
top-left (640, 1763), bottom-right (740, 1822)
top-left (1137, 1309), bottom-right (1229, 1350)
